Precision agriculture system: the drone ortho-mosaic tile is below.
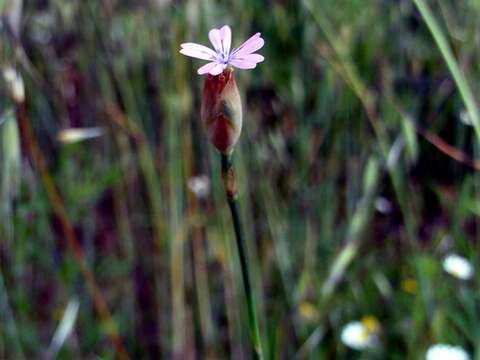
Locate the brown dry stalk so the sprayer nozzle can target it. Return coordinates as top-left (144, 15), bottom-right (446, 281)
top-left (413, 122), bottom-right (480, 171)
top-left (15, 102), bottom-right (130, 360)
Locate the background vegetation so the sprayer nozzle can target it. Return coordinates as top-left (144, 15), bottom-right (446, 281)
top-left (1, 0), bottom-right (479, 358)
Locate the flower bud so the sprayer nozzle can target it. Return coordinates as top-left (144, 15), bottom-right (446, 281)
top-left (201, 67), bottom-right (242, 154)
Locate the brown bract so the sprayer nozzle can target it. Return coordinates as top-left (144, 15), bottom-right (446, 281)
top-left (201, 67), bottom-right (242, 154)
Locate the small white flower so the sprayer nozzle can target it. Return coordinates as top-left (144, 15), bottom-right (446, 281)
top-left (443, 254), bottom-right (474, 280)
top-left (187, 175), bottom-right (210, 199)
top-left (340, 318), bottom-right (380, 350)
top-left (3, 67), bottom-right (25, 103)
top-left (460, 110), bottom-right (473, 127)
top-left (426, 344), bottom-right (470, 360)
top-left (374, 197), bottom-right (393, 214)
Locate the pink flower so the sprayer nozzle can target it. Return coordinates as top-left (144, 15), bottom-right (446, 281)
top-left (180, 25), bottom-right (265, 75)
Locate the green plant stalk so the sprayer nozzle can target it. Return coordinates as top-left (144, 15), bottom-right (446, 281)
top-left (412, 0), bottom-right (480, 144)
top-left (221, 153), bottom-right (263, 360)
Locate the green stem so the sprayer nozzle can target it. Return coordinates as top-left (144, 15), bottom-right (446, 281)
top-left (412, 0), bottom-right (480, 144)
top-left (221, 153), bottom-right (264, 360)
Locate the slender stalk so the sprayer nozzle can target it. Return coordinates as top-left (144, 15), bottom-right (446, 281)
top-left (221, 153), bottom-right (263, 360)
top-left (16, 102), bottom-right (130, 360)
top-left (412, 0), bottom-right (480, 145)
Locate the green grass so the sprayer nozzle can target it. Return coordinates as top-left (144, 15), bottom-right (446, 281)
top-left (0, 0), bottom-right (479, 358)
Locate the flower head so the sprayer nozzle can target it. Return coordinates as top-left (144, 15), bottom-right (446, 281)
top-left (340, 317), bottom-right (380, 350)
top-left (401, 278), bottom-right (418, 294)
top-left (298, 301), bottom-right (318, 321)
top-left (187, 175), bottom-right (211, 199)
top-left (426, 344), bottom-right (470, 360)
top-left (180, 25), bottom-right (264, 75)
top-left (443, 254), bottom-right (474, 280)
top-left (460, 110), bottom-right (473, 127)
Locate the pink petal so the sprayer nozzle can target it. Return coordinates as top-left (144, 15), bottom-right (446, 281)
top-left (229, 59), bottom-right (257, 70)
top-left (208, 28), bottom-right (223, 53)
top-left (197, 62), bottom-right (225, 75)
top-left (208, 63), bottom-right (226, 76)
top-left (229, 53), bottom-right (264, 70)
top-left (180, 43), bottom-right (217, 60)
top-left (231, 33), bottom-right (264, 57)
top-left (197, 62), bottom-right (218, 75)
top-left (231, 53), bottom-right (264, 63)
top-left (220, 25), bottom-right (232, 55)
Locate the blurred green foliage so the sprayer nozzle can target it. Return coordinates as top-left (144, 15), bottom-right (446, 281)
top-left (0, 0), bottom-right (479, 359)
